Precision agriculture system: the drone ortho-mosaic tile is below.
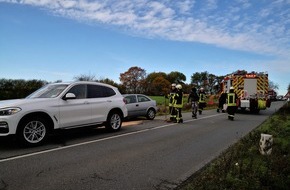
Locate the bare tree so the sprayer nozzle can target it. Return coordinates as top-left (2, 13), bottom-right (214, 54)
top-left (269, 80), bottom-right (279, 91)
top-left (74, 74), bottom-right (96, 81)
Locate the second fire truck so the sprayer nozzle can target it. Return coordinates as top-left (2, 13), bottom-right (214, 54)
top-left (220, 70), bottom-right (271, 113)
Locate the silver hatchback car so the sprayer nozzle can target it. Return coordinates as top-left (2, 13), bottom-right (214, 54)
top-left (123, 94), bottom-right (157, 120)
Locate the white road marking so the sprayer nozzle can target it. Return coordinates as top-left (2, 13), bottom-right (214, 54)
top-left (0, 113), bottom-right (223, 163)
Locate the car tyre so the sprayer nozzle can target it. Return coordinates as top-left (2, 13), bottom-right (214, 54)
top-left (146, 108), bottom-right (156, 120)
top-left (17, 116), bottom-right (48, 146)
top-left (105, 111), bottom-right (122, 132)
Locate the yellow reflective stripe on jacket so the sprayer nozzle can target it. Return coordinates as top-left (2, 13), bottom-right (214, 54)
top-left (199, 94), bottom-right (205, 103)
top-left (174, 104), bottom-right (183, 108)
top-left (168, 92), bottom-right (176, 106)
top-left (227, 93), bottom-right (236, 106)
top-left (174, 93), bottom-right (183, 108)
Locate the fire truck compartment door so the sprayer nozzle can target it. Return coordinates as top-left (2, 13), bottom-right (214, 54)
top-left (240, 100), bottom-right (250, 108)
top-left (244, 78), bottom-right (257, 96)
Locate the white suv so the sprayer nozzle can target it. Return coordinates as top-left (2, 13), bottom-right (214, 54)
top-left (0, 81), bottom-right (128, 146)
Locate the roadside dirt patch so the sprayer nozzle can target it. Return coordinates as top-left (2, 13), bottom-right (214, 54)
top-left (122, 120), bottom-right (143, 126)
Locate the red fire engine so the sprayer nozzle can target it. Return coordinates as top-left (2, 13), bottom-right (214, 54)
top-left (221, 70), bottom-right (271, 113)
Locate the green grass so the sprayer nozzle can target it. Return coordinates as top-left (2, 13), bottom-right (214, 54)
top-left (177, 102), bottom-right (290, 190)
top-left (150, 96), bottom-right (168, 106)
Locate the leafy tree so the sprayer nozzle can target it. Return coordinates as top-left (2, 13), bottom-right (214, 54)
top-left (200, 71), bottom-right (209, 87)
top-left (0, 79), bottom-right (46, 100)
top-left (190, 71), bottom-right (223, 94)
top-left (167, 71), bottom-right (186, 84)
top-left (146, 72), bottom-right (167, 84)
top-left (145, 72), bottom-right (168, 94)
top-left (191, 72), bottom-right (200, 85)
top-left (120, 66), bottom-right (146, 93)
top-left (151, 76), bottom-right (171, 96)
top-left (207, 73), bottom-right (217, 94)
top-left (97, 78), bottom-right (125, 93)
top-left (191, 71), bottom-right (209, 90)
top-left (24, 79), bottom-right (47, 97)
top-left (0, 79), bottom-right (14, 100)
top-left (180, 83), bottom-right (191, 94)
top-left (214, 75), bottom-right (225, 93)
top-left (287, 83), bottom-right (290, 92)
top-left (97, 78), bottom-right (119, 87)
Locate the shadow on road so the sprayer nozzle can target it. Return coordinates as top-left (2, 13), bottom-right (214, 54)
top-left (0, 118), bottom-right (146, 151)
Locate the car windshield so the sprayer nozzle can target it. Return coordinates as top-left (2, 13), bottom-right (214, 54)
top-left (26, 84), bottom-right (69, 99)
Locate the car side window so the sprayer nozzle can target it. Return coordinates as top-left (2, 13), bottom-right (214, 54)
top-left (67, 84), bottom-right (87, 99)
top-left (88, 85), bottom-right (116, 98)
top-left (125, 95), bottom-right (137, 104)
top-left (104, 86), bottom-right (116, 97)
top-left (137, 95), bottom-right (150, 102)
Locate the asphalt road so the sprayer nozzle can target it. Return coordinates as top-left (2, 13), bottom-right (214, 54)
top-left (0, 101), bottom-right (285, 190)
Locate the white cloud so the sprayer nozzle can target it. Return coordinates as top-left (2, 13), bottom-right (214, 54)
top-left (1, 0), bottom-right (289, 57)
top-left (176, 0), bottom-right (195, 15)
top-left (205, 0), bottom-right (218, 10)
top-left (59, 0), bottom-right (77, 9)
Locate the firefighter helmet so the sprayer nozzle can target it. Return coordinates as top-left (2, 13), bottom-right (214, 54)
top-left (171, 83), bottom-right (176, 87)
top-left (176, 84), bottom-right (182, 89)
top-left (230, 86), bottom-right (234, 90)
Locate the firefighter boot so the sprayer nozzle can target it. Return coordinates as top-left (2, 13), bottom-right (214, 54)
top-left (177, 118), bottom-right (183, 123)
top-left (228, 115), bottom-right (234, 121)
top-left (192, 111), bottom-right (196, 118)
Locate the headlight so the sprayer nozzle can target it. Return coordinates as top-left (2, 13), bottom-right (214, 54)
top-left (0, 107), bottom-right (22, 116)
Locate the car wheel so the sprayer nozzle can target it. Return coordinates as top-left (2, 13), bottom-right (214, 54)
top-left (17, 117), bottom-right (48, 146)
top-left (146, 108), bottom-right (156, 120)
top-left (106, 111), bottom-right (122, 131)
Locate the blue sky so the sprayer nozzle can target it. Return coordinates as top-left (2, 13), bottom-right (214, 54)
top-left (0, 0), bottom-right (289, 95)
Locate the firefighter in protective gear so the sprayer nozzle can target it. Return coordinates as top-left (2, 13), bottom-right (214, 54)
top-left (188, 87), bottom-right (199, 118)
top-left (217, 90), bottom-right (227, 113)
top-left (227, 87), bottom-right (238, 120)
top-left (174, 84), bottom-right (183, 123)
top-left (198, 87), bottom-right (206, 115)
top-left (167, 83), bottom-right (177, 121)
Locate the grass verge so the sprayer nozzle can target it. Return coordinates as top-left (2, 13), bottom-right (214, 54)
top-left (177, 102), bottom-right (290, 190)
top-left (150, 95), bottom-right (218, 116)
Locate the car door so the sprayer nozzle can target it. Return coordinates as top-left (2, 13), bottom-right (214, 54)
top-left (124, 95), bottom-right (141, 117)
top-left (58, 84), bottom-right (92, 128)
top-left (136, 95), bottom-right (151, 115)
top-left (88, 84), bottom-right (115, 123)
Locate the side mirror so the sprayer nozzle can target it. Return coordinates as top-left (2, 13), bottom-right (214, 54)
top-left (63, 93), bottom-right (76, 100)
